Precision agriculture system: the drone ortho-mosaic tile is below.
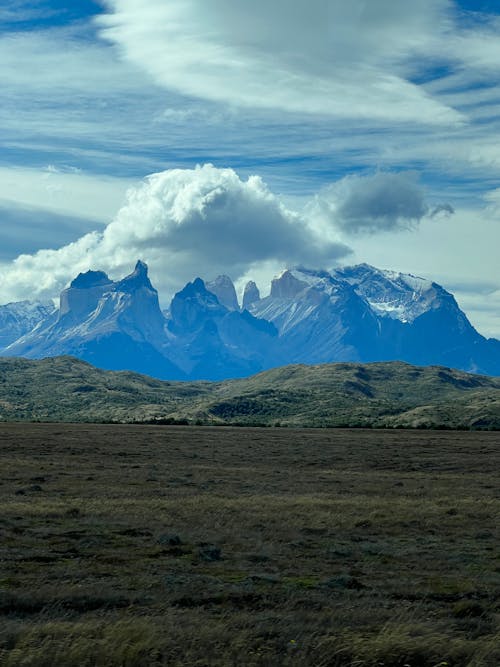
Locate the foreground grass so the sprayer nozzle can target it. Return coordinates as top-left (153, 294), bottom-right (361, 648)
top-left (0, 424), bottom-right (499, 666)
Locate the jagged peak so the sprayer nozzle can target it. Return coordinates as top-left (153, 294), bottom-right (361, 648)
top-left (270, 270), bottom-right (310, 299)
top-left (242, 280), bottom-right (260, 310)
top-left (206, 274), bottom-right (239, 310)
top-left (171, 277), bottom-right (224, 308)
top-left (135, 259), bottom-right (148, 274)
top-left (208, 274), bottom-right (234, 288)
top-left (177, 277), bottom-right (210, 298)
top-left (115, 260), bottom-right (155, 293)
top-left (270, 267), bottom-right (344, 299)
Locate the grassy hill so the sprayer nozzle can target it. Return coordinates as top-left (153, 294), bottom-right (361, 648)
top-left (1, 356), bottom-right (499, 428)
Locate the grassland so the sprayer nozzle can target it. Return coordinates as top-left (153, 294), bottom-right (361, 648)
top-left (1, 424), bottom-right (499, 666)
top-left (1, 356), bottom-right (500, 428)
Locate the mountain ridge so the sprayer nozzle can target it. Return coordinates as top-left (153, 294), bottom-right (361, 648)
top-left (1, 261), bottom-right (499, 379)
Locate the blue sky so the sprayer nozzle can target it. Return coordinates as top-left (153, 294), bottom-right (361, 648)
top-left (1, 0), bottom-right (500, 337)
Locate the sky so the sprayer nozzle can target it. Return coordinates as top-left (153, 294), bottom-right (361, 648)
top-left (1, 0), bottom-right (500, 338)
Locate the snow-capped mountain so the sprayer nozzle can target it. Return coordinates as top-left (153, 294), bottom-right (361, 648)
top-left (248, 264), bottom-right (499, 374)
top-left (0, 300), bottom-right (56, 349)
top-left (335, 264), bottom-right (449, 323)
top-left (334, 264), bottom-right (496, 371)
top-left (248, 268), bottom-right (381, 363)
top-left (1, 261), bottom-right (499, 379)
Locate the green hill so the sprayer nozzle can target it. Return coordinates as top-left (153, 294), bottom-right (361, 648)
top-left (1, 356), bottom-right (499, 428)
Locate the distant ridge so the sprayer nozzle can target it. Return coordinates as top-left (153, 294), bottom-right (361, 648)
top-left (0, 356), bottom-right (498, 429)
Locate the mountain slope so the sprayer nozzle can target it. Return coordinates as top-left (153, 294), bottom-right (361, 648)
top-left (248, 268), bottom-right (381, 364)
top-left (0, 356), bottom-right (498, 428)
top-left (249, 264), bottom-right (500, 375)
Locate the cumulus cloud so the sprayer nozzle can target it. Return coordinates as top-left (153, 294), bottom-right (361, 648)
top-left (310, 172), bottom-right (430, 235)
top-left (0, 164), bottom-right (350, 304)
top-left (97, 0), bottom-right (462, 124)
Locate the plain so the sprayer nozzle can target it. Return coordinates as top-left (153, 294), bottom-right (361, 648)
top-left (0, 424), bottom-right (499, 666)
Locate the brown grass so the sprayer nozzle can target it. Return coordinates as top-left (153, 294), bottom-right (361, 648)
top-left (0, 424), bottom-right (499, 666)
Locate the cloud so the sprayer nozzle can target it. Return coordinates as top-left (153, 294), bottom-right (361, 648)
top-left (310, 172), bottom-right (430, 234)
top-left (0, 164), bottom-right (350, 304)
top-left (97, 0), bottom-right (462, 125)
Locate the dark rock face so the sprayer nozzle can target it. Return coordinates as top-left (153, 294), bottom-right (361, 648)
top-left (168, 278), bottom-right (226, 334)
top-left (167, 277), bottom-right (277, 380)
top-left (70, 270), bottom-right (112, 290)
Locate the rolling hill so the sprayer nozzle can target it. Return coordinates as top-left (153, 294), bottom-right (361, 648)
top-left (1, 356), bottom-right (499, 428)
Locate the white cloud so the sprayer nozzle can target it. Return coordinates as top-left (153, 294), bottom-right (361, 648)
top-left (0, 164), bottom-right (350, 304)
top-left (97, 0), bottom-right (462, 124)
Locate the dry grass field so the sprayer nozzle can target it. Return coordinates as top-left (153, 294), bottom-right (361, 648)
top-left (0, 424), bottom-right (499, 666)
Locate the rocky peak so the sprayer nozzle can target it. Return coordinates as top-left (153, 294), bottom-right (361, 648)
top-left (115, 260), bottom-right (154, 293)
top-left (70, 270), bottom-right (112, 290)
top-left (206, 275), bottom-right (239, 311)
top-left (270, 270), bottom-right (309, 299)
top-left (242, 281), bottom-right (260, 310)
top-left (169, 278), bottom-right (226, 334)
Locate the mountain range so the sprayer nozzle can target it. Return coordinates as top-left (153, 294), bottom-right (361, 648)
top-left (1, 261), bottom-right (499, 380)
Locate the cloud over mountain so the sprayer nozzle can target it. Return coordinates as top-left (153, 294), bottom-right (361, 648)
top-left (0, 165), bottom-right (350, 303)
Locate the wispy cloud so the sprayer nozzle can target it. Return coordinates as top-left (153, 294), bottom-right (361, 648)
top-left (98, 0), bottom-right (462, 125)
top-left (0, 165), bottom-right (134, 224)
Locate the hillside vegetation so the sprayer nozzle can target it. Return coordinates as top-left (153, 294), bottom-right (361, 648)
top-left (1, 356), bottom-right (499, 428)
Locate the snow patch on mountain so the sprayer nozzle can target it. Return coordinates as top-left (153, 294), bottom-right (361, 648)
top-left (336, 264), bottom-right (441, 323)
